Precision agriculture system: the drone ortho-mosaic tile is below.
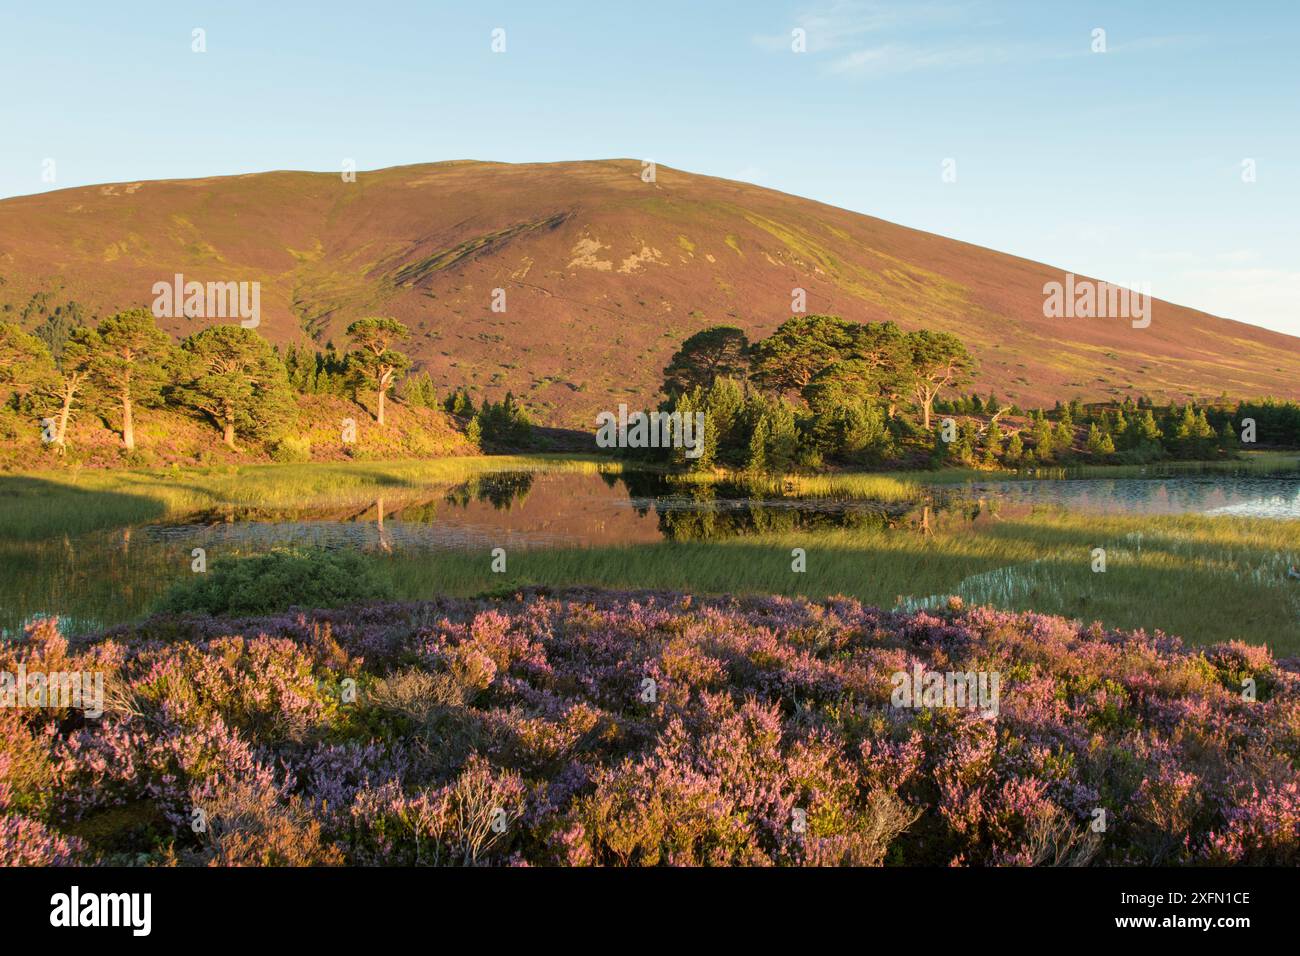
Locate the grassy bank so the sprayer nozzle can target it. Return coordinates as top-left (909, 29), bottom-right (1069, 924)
top-left (1011, 450), bottom-right (1300, 479)
top-left (364, 511), bottom-right (1300, 653)
top-left (0, 454), bottom-right (623, 540)
top-left (662, 466), bottom-right (980, 500)
top-left (635, 451), bottom-right (1300, 497)
top-left (0, 393), bottom-right (474, 473)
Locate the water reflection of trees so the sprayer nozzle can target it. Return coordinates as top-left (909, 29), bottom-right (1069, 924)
top-left (656, 500), bottom-right (899, 541)
top-left (613, 472), bottom-right (900, 541)
top-left (443, 471), bottom-right (535, 511)
top-left (608, 472), bottom-right (1020, 541)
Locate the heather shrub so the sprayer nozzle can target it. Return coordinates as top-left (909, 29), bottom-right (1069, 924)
top-left (1009, 800), bottom-right (1101, 867)
top-left (1204, 640), bottom-right (1277, 699)
top-left (3, 590), bottom-right (1297, 866)
top-left (0, 713), bottom-right (54, 817)
top-left (124, 635), bottom-right (339, 741)
top-left (368, 668), bottom-right (450, 723)
top-left (363, 648), bottom-right (500, 767)
top-left (156, 548), bottom-right (393, 616)
top-left (0, 813), bottom-right (87, 866)
top-left (801, 791), bottom-right (922, 866)
top-left (349, 756), bottom-right (526, 865)
top-left (367, 648), bottom-right (494, 723)
top-left (187, 777), bottom-right (344, 867)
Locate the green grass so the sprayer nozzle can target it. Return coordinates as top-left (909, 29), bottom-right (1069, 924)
top-left (8, 510), bottom-right (1295, 651)
top-left (1011, 450), bottom-right (1300, 479)
top-left (670, 454), bottom-right (1300, 496)
top-left (662, 468), bottom-right (936, 501)
top-left (365, 509), bottom-right (1300, 653)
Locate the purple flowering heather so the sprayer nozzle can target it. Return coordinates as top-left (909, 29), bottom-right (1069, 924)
top-left (1, 589), bottom-right (1296, 866)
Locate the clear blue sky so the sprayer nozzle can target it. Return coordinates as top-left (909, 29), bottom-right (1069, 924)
top-left (2, 1), bottom-right (1296, 335)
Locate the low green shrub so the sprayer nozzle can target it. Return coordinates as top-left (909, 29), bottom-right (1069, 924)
top-left (155, 548), bottom-right (393, 616)
top-left (269, 434), bottom-right (312, 463)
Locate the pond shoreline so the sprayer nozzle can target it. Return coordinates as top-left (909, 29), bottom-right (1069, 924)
top-left (4, 450), bottom-right (1298, 538)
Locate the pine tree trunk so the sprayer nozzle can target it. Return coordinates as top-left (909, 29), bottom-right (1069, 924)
top-left (56, 387), bottom-right (73, 446)
top-left (223, 420), bottom-right (236, 448)
top-left (377, 385), bottom-right (386, 426)
top-left (122, 391), bottom-right (135, 449)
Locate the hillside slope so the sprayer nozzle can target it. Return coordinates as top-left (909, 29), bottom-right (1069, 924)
top-left (0, 394), bottom-right (473, 471)
top-left (2, 160), bottom-right (1297, 426)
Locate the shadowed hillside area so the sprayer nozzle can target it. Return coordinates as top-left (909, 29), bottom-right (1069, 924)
top-left (3, 160), bottom-right (1298, 428)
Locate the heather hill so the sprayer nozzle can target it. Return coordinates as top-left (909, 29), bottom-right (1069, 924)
top-left (3, 590), bottom-right (1296, 867)
top-left (2, 161), bottom-right (1298, 428)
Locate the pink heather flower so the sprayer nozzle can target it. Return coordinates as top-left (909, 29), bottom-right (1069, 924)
top-left (1, 590), bottom-right (1293, 866)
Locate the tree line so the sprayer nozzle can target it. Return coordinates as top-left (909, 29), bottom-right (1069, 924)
top-left (643, 316), bottom-right (971, 471)
top-left (637, 317), bottom-right (1298, 472)
top-left (2, 304), bottom-right (1294, 469)
top-left (0, 309), bottom-right (531, 453)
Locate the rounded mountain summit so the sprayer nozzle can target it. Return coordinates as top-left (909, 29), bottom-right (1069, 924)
top-left (2, 159), bottom-right (1296, 427)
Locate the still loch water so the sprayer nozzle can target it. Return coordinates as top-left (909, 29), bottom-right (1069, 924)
top-left (2, 469), bottom-right (1297, 637)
